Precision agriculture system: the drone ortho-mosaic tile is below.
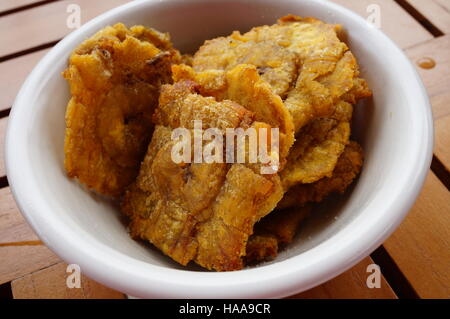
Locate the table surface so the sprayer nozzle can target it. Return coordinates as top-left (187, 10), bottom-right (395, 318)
top-left (0, 0), bottom-right (448, 299)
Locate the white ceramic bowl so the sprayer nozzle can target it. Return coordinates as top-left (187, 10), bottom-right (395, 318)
top-left (5, 0), bottom-right (433, 298)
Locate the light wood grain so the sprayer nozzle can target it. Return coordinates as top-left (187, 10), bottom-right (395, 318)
top-left (384, 172), bottom-right (450, 298)
top-left (435, 115), bottom-right (450, 171)
top-left (404, 34), bottom-right (450, 169)
top-left (0, 0), bottom-right (132, 57)
top-left (291, 256), bottom-right (397, 299)
top-left (0, 0), bottom-right (44, 12)
top-left (329, 0), bottom-right (433, 49)
top-left (11, 262), bottom-right (125, 299)
top-left (0, 0), bottom-right (433, 58)
top-left (0, 118), bottom-right (7, 177)
top-left (0, 48), bottom-right (50, 112)
top-left (407, 0), bottom-right (450, 34)
top-left (0, 187), bottom-right (61, 284)
top-left (404, 34), bottom-right (450, 120)
top-left (0, 187), bottom-right (40, 243)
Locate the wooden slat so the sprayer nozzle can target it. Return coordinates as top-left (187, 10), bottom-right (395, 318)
top-left (11, 262), bottom-right (125, 299)
top-left (0, 48), bottom-right (50, 112)
top-left (406, 0), bottom-right (450, 34)
top-left (12, 258), bottom-right (393, 299)
top-left (329, 0), bottom-right (433, 49)
top-left (404, 34), bottom-right (450, 169)
top-left (291, 257), bottom-right (397, 299)
top-left (405, 34), bottom-right (450, 120)
top-left (0, 0), bottom-right (432, 58)
top-left (0, 0), bottom-right (45, 12)
top-left (0, 187), bottom-right (61, 284)
top-left (0, 0), bottom-right (132, 57)
top-left (435, 115), bottom-right (450, 171)
top-left (383, 172), bottom-right (450, 298)
top-left (0, 118), bottom-right (7, 177)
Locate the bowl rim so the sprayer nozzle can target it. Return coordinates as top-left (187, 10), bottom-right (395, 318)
top-left (5, 0), bottom-right (434, 298)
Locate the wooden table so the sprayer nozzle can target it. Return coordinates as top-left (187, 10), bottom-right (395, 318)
top-left (0, 0), bottom-right (448, 299)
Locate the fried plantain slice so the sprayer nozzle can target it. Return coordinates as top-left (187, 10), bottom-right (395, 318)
top-left (195, 163), bottom-right (283, 270)
top-left (278, 141), bottom-right (363, 209)
top-left (193, 15), bottom-right (371, 132)
top-left (172, 64), bottom-right (295, 166)
top-left (284, 50), bottom-right (358, 131)
top-left (193, 36), bottom-right (298, 98)
top-left (245, 234), bottom-right (279, 264)
top-left (245, 205), bottom-right (311, 264)
top-left (280, 100), bottom-right (352, 189)
top-left (64, 23), bottom-right (181, 197)
top-left (122, 81), bottom-right (284, 271)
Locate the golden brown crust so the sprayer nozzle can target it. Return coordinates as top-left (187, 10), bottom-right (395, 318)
top-left (195, 164), bottom-right (282, 270)
top-left (172, 64), bottom-right (295, 166)
top-left (194, 37), bottom-right (298, 98)
top-left (278, 141), bottom-right (364, 209)
top-left (245, 234), bottom-right (278, 264)
top-left (70, 17), bottom-right (371, 271)
top-left (121, 81), bottom-right (284, 271)
top-left (245, 205), bottom-right (311, 263)
top-left (154, 80), bottom-right (254, 130)
top-left (280, 101), bottom-right (353, 189)
top-left (192, 15), bottom-right (371, 134)
top-left (284, 51), bottom-right (358, 131)
top-left (63, 23), bottom-right (181, 197)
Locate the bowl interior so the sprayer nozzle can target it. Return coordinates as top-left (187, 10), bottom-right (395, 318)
top-left (7, 0), bottom-right (431, 296)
